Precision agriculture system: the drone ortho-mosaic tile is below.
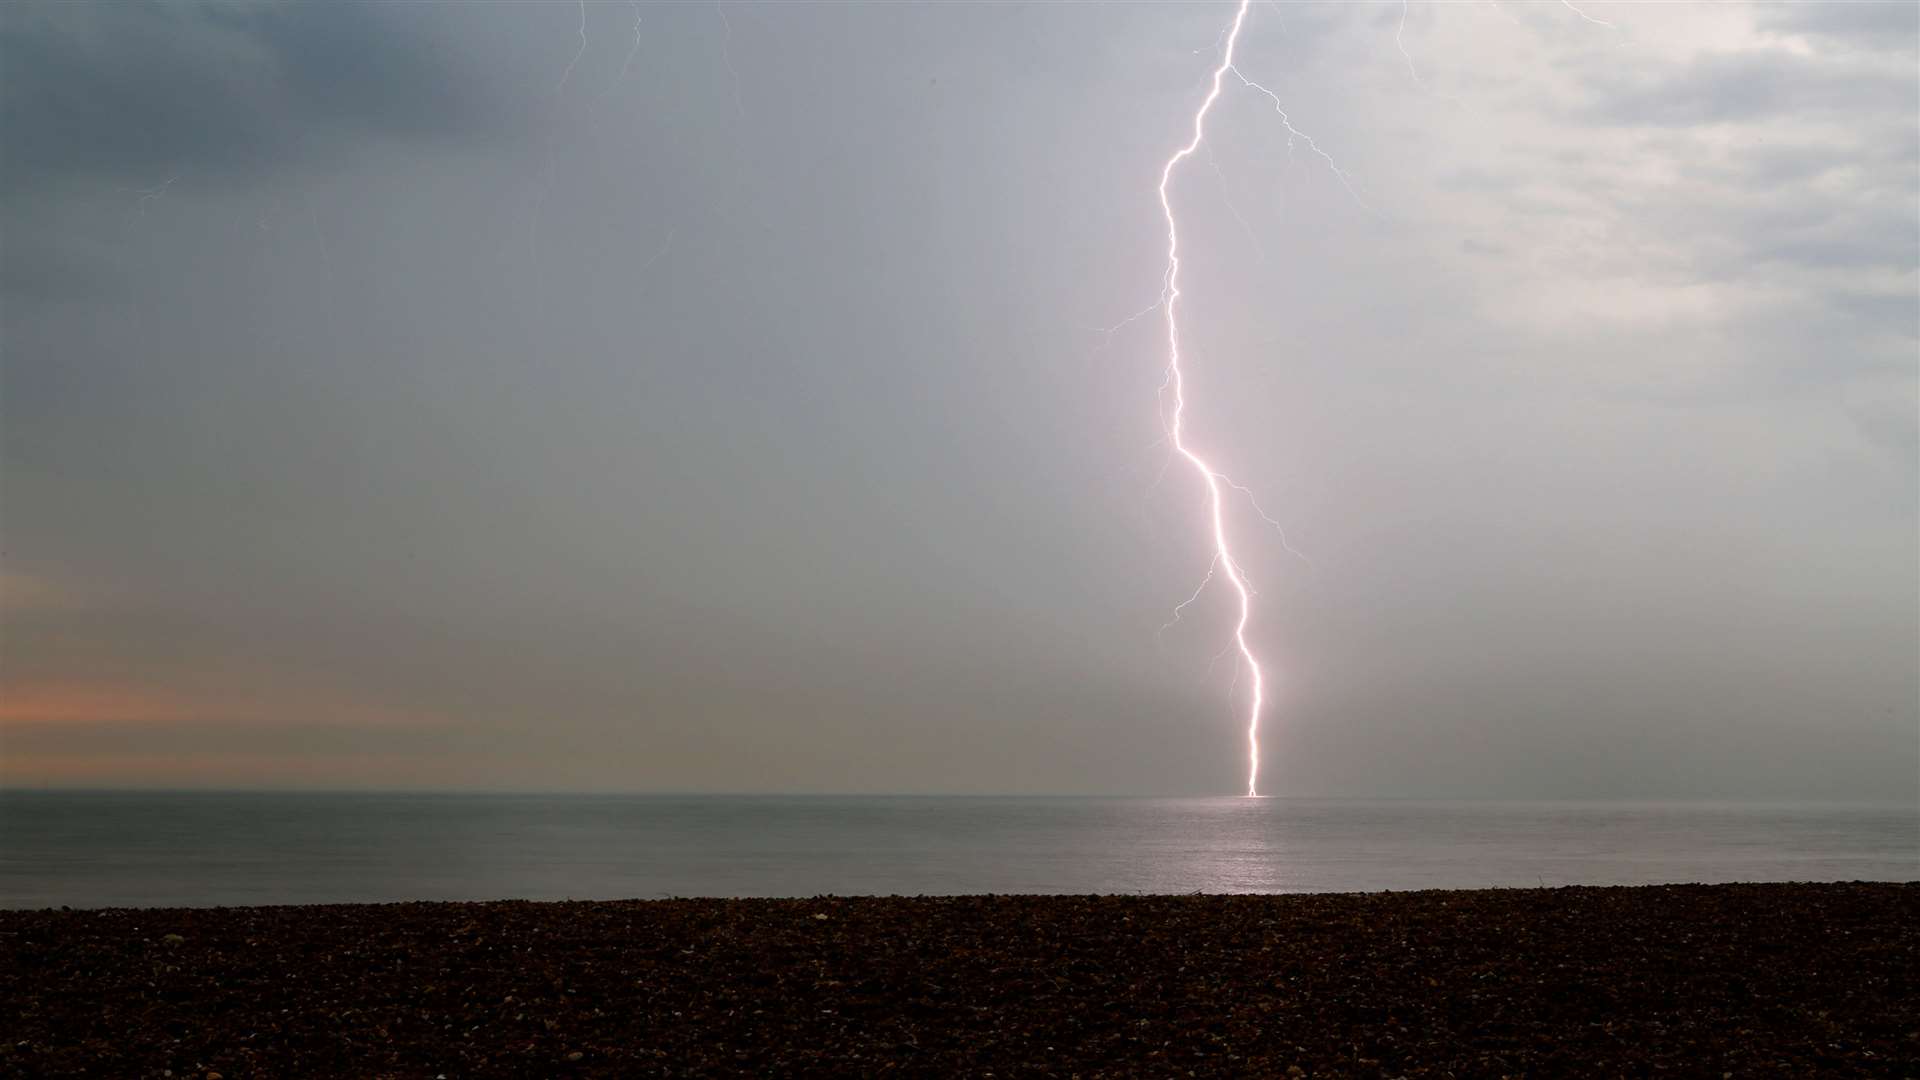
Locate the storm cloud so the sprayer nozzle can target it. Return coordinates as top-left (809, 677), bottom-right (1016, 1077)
top-left (2, 1), bottom-right (1913, 798)
top-left (1, 2), bottom-right (519, 192)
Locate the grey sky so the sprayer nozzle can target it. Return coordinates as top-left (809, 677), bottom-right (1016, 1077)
top-left (2, 1), bottom-right (1914, 798)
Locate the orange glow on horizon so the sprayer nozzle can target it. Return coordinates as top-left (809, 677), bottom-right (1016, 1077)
top-left (0, 684), bottom-right (211, 725)
top-left (0, 681), bottom-right (450, 729)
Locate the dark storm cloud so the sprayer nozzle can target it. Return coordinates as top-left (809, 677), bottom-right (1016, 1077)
top-left (1847, 398), bottom-right (1920, 460)
top-left (0, 1), bottom-right (520, 193)
top-left (1754, 209), bottom-right (1920, 273)
top-left (1579, 48), bottom-right (1911, 127)
top-left (1755, 0), bottom-right (1920, 46)
top-left (1647, 193), bottom-right (1920, 282)
top-left (1713, 136), bottom-right (1919, 192)
top-left (1829, 288), bottom-right (1920, 332)
top-left (1544, 26), bottom-right (1916, 378)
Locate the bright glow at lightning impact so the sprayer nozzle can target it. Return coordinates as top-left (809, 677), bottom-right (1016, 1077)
top-left (1155, 0), bottom-right (1271, 798)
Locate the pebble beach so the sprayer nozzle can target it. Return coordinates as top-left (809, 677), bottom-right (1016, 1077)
top-left (5, 882), bottom-right (1914, 1077)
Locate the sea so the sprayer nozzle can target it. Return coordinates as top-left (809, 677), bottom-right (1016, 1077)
top-left (1, 792), bottom-right (1913, 909)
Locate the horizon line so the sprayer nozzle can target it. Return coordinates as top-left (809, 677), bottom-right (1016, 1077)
top-left (3, 786), bottom-right (1913, 807)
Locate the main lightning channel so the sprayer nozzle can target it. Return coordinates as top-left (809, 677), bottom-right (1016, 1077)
top-left (1157, 0), bottom-right (1268, 798)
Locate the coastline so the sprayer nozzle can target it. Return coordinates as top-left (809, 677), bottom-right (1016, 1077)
top-left (6, 882), bottom-right (1914, 1076)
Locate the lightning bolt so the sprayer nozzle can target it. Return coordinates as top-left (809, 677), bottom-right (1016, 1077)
top-left (1142, 0), bottom-right (1357, 795)
top-left (1144, 0), bottom-right (1612, 795)
top-left (1155, 0), bottom-right (1269, 798)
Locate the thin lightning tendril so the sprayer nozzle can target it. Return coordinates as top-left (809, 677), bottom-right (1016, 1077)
top-left (1157, 554), bottom-right (1221, 642)
top-left (1558, 0), bottom-right (1615, 30)
top-left (1227, 68), bottom-right (1370, 210)
top-left (557, 0), bottom-right (588, 100)
top-left (1395, 0), bottom-right (1427, 90)
top-left (1206, 634), bottom-right (1240, 678)
top-left (1205, 141), bottom-right (1267, 263)
top-left (1156, 0), bottom-right (1268, 798)
top-left (125, 173), bottom-right (179, 215)
top-left (715, 2), bottom-right (747, 121)
top-left (529, 0), bottom-right (590, 272)
top-left (1482, 1), bottom-right (1527, 29)
top-left (1088, 294), bottom-right (1170, 354)
top-left (1220, 472), bottom-right (1314, 570)
top-left (618, 1), bottom-right (645, 82)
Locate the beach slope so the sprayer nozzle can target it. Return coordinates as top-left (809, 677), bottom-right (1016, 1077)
top-left (5, 882), bottom-right (1913, 1076)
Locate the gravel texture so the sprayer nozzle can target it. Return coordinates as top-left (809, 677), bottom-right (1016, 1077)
top-left (4, 882), bottom-right (1915, 1077)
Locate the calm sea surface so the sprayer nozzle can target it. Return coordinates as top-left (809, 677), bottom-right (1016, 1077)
top-left (1, 793), bottom-right (1912, 909)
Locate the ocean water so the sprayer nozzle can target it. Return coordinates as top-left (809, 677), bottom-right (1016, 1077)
top-left (1, 793), bottom-right (1913, 909)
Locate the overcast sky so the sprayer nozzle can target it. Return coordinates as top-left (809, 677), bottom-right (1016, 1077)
top-left (3, 1), bottom-right (1914, 798)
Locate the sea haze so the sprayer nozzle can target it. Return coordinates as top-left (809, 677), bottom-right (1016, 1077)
top-left (2, 793), bottom-right (1913, 909)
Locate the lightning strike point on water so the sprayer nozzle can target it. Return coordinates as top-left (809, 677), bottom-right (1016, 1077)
top-left (1155, 0), bottom-right (1269, 799)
